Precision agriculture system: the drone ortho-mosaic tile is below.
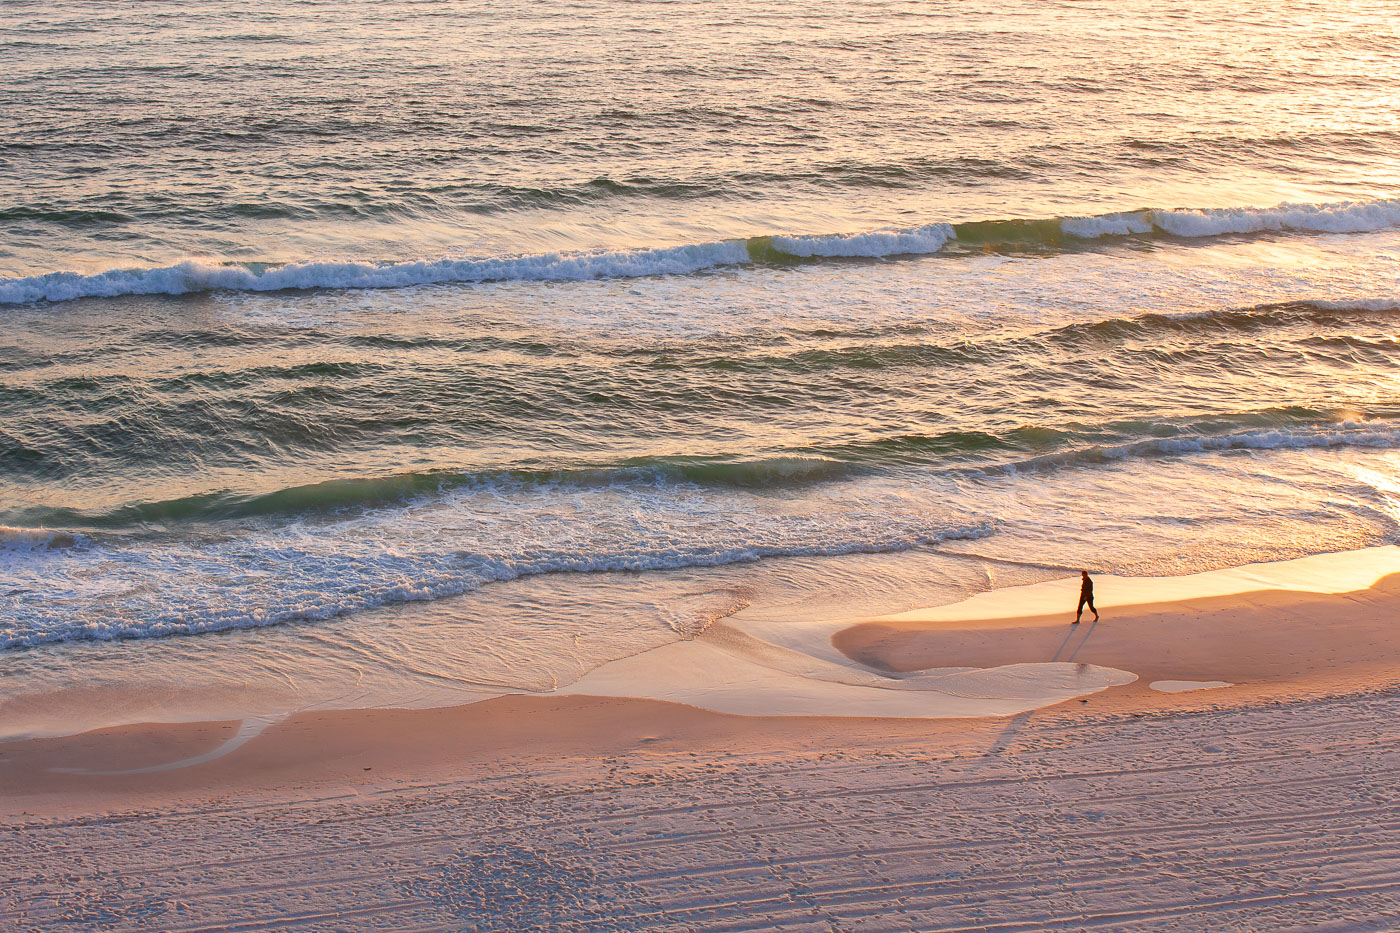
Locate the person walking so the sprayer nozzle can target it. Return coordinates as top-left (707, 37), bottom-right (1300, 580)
top-left (1074, 570), bottom-right (1099, 624)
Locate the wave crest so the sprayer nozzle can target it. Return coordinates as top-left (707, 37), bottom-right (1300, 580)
top-left (767, 223), bottom-right (954, 258)
top-left (1063, 198), bottom-right (1400, 239)
top-left (0, 244), bottom-right (753, 305)
top-left (4, 198), bottom-right (1398, 305)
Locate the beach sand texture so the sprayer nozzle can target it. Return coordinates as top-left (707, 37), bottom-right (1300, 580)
top-left (5, 547), bottom-right (1400, 930)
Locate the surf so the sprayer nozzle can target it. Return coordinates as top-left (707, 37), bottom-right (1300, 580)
top-left (3, 198), bottom-right (1397, 305)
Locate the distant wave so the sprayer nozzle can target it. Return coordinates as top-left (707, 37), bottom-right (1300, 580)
top-left (3, 198), bottom-right (1397, 305)
top-left (1051, 299), bottom-right (1400, 341)
top-left (1062, 198), bottom-right (1400, 238)
top-left (0, 226), bottom-right (960, 304)
top-left (11, 408), bottom-right (1397, 532)
top-left (986, 422), bottom-right (1400, 476)
top-left (10, 456), bottom-right (862, 529)
top-left (817, 413), bottom-right (1400, 476)
top-left (767, 223), bottom-right (954, 258)
top-left (690, 300), bottom-right (1400, 378)
top-left (0, 245), bottom-right (756, 305)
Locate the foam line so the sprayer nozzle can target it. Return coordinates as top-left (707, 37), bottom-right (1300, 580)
top-left (0, 522), bottom-right (996, 649)
top-left (4, 198), bottom-right (1396, 305)
top-left (769, 223), bottom-right (954, 257)
top-left (0, 244), bottom-right (753, 304)
top-left (1062, 197), bottom-right (1400, 239)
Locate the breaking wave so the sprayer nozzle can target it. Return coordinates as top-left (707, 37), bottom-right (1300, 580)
top-left (9, 456), bottom-right (861, 530)
top-left (6, 416), bottom-right (1398, 648)
top-left (1062, 197), bottom-right (1400, 239)
top-left (3, 198), bottom-right (1396, 305)
top-left (11, 408), bottom-right (1398, 533)
top-left (0, 526), bottom-right (80, 552)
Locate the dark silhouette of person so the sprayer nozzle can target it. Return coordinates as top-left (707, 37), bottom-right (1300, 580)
top-left (1074, 570), bottom-right (1098, 624)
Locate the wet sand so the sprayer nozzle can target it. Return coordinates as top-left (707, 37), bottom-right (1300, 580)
top-left (5, 547), bottom-right (1400, 929)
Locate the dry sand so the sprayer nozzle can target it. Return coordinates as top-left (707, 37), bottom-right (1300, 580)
top-left (4, 547), bottom-right (1400, 930)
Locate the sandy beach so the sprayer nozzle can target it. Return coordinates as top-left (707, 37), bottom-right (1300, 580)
top-left (5, 548), bottom-right (1400, 930)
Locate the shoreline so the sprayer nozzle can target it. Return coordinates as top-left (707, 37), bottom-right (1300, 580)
top-left (4, 545), bottom-right (1395, 746)
top-left (5, 546), bottom-right (1400, 813)
top-left (7, 546), bottom-right (1400, 929)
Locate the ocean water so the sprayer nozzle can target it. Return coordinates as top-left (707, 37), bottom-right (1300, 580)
top-left (3, 0), bottom-right (1399, 736)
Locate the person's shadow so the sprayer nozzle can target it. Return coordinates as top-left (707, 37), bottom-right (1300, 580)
top-left (978, 616), bottom-right (1100, 761)
top-left (1055, 616), bottom-right (1099, 663)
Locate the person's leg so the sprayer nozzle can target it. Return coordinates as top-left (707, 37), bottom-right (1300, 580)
top-left (1088, 595), bottom-right (1099, 620)
top-left (1075, 596), bottom-right (1085, 623)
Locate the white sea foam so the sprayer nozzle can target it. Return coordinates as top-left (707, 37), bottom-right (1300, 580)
top-left (0, 481), bottom-right (995, 648)
top-left (0, 242), bottom-right (752, 305)
top-left (1153, 199), bottom-right (1400, 236)
top-left (4, 199), bottom-right (1397, 305)
top-left (1060, 213), bottom-right (1155, 237)
top-left (770, 223), bottom-right (955, 258)
top-left (1063, 197), bottom-right (1400, 240)
top-left (0, 225), bottom-right (965, 305)
top-left (1134, 424), bottom-right (1400, 454)
top-left (1312, 298), bottom-right (1400, 313)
